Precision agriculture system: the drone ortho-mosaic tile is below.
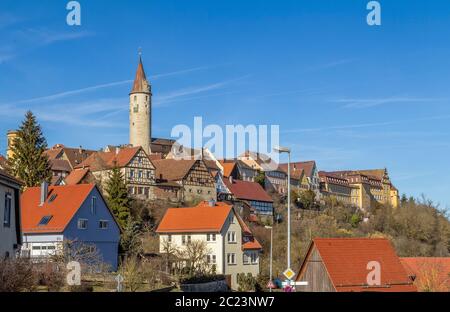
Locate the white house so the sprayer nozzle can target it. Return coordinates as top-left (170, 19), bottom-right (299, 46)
top-left (0, 168), bottom-right (22, 259)
top-left (156, 201), bottom-right (262, 289)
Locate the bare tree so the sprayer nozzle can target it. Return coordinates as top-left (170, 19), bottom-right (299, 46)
top-left (175, 240), bottom-right (211, 277)
top-left (120, 256), bottom-right (145, 292)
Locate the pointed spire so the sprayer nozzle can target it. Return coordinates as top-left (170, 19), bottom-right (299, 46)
top-left (130, 50), bottom-right (150, 94)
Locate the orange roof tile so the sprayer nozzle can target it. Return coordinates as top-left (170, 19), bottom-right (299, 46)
top-left (297, 238), bottom-right (417, 292)
top-left (64, 168), bottom-right (90, 185)
top-left (243, 239), bottom-right (262, 250)
top-left (219, 161), bottom-right (237, 178)
top-left (76, 146), bottom-right (143, 171)
top-left (156, 201), bottom-right (232, 233)
top-left (21, 184), bottom-right (95, 233)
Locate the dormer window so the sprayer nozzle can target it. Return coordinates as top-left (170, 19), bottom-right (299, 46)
top-left (38, 215), bottom-right (53, 226)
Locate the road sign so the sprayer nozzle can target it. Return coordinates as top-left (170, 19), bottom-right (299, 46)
top-left (282, 281), bottom-right (308, 286)
top-left (115, 274), bottom-right (124, 292)
top-left (283, 268), bottom-right (296, 280)
top-left (267, 280), bottom-right (276, 289)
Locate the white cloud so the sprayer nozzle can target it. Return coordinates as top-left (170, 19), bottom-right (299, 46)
top-left (334, 96), bottom-right (445, 109)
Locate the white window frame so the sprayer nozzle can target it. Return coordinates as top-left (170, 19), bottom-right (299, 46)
top-left (227, 231), bottom-right (236, 243)
top-left (227, 253), bottom-right (236, 265)
top-left (78, 219), bottom-right (88, 229)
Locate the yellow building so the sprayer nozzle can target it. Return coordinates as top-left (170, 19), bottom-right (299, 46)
top-left (6, 130), bottom-right (19, 159)
top-left (328, 169), bottom-right (399, 211)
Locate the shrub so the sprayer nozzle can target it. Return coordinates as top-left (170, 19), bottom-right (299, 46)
top-left (0, 258), bottom-right (37, 292)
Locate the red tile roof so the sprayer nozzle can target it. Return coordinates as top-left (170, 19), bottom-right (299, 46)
top-left (219, 161), bottom-right (237, 178)
top-left (243, 239), bottom-right (263, 250)
top-left (21, 184), bottom-right (95, 233)
top-left (76, 146), bottom-right (143, 171)
top-left (282, 161), bottom-right (316, 178)
top-left (153, 159), bottom-right (197, 181)
top-left (223, 178), bottom-right (273, 203)
top-left (156, 201), bottom-right (233, 233)
top-left (49, 159), bottom-right (72, 172)
top-left (45, 145), bottom-right (96, 169)
top-left (130, 57), bottom-right (150, 94)
top-left (64, 168), bottom-right (90, 185)
top-left (0, 154), bottom-right (7, 169)
top-left (278, 163), bottom-right (304, 180)
top-left (297, 238), bottom-right (417, 292)
top-left (401, 257), bottom-right (450, 291)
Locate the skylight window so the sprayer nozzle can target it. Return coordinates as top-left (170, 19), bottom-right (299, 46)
top-left (48, 194), bottom-right (57, 203)
top-left (38, 215), bottom-right (53, 226)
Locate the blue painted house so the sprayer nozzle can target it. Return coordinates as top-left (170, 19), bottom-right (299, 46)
top-left (21, 183), bottom-right (121, 270)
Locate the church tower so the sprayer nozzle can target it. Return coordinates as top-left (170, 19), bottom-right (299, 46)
top-left (129, 54), bottom-right (151, 154)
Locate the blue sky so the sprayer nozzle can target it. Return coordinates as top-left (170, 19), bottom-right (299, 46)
top-left (1, 0), bottom-right (449, 208)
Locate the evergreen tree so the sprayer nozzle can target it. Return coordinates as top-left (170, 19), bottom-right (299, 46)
top-left (105, 166), bottom-right (131, 229)
top-left (254, 170), bottom-right (265, 188)
top-left (7, 111), bottom-right (51, 187)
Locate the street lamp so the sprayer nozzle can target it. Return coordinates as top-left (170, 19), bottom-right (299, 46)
top-left (264, 225), bottom-right (273, 292)
top-left (273, 145), bottom-right (291, 271)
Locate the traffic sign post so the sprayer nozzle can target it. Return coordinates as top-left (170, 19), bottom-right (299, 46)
top-left (266, 280), bottom-right (276, 290)
top-left (283, 268), bottom-right (296, 280)
top-left (115, 274), bottom-right (124, 292)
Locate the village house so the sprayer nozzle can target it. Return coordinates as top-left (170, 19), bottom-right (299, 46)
top-left (153, 159), bottom-right (216, 203)
top-left (222, 176), bottom-right (274, 218)
top-left (20, 183), bottom-right (121, 270)
top-left (0, 168), bottom-right (22, 259)
top-left (318, 171), bottom-right (352, 205)
top-left (75, 146), bottom-right (156, 200)
top-left (281, 161), bottom-right (320, 195)
top-left (219, 159), bottom-right (259, 182)
top-left (44, 144), bottom-right (96, 170)
top-left (156, 201), bottom-right (262, 289)
top-left (63, 168), bottom-right (96, 185)
top-left (264, 165), bottom-right (288, 195)
top-left (295, 238), bottom-right (416, 292)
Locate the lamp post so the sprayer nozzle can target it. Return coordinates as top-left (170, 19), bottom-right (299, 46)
top-left (273, 145), bottom-right (291, 270)
top-left (264, 225), bottom-right (273, 292)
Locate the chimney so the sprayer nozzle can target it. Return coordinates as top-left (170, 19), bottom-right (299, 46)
top-left (208, 199), bottom-right (216, 207)
top-left (40, 181), bottom-right (49, 206)
top-left (229, 176), bottom-right (233, 184)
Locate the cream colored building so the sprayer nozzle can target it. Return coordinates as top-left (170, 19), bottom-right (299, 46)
top-left (156, 201), bottom-right (262, 289)
top-left (129, 55), bottom-right (152, 154)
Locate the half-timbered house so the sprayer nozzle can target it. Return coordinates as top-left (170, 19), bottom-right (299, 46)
top-left (153, 159), bottom-right (216, 202)
top-left (76, 146), bottom-right (156, 200)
